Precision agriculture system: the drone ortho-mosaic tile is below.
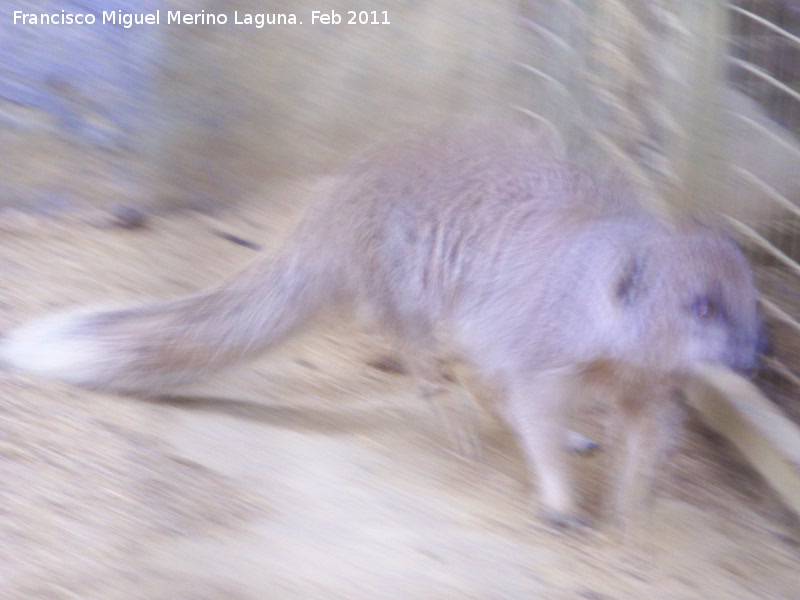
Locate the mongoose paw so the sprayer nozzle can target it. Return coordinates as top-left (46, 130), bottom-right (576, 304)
top-left (566, 430), bottom-right (600, 456)
top-left (439, 412), bottom-right (484, 461)
top-left (541, 508), bottom-right (591, 531)
top-left (423, 388), bottom-right (485, 461)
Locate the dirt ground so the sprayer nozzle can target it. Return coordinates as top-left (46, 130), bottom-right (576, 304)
top-left (1, 180), bottom-right (799, 599)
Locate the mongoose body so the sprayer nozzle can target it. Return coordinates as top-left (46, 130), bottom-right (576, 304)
top-left (0, 125), bottom-right (764, 526)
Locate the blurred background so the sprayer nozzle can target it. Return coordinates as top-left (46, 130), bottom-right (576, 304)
top-left (0, 0), bottom-right (522, 215)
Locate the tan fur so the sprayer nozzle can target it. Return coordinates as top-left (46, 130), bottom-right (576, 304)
top-left (0, 124), bottom-right (764, 527)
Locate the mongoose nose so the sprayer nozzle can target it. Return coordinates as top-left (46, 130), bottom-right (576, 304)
top-left (755, 323), bottom-right (772, 358)
top-left (730, 325), bottom-right (770, 376)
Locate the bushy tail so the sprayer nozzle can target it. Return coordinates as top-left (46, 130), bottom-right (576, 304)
top-left (0, 238), bottom-right (343, 394)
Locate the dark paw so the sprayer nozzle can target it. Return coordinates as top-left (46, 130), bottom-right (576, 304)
top-left (541, 508), bottom-right (591, 530)
top-left (566, 430), bottom-right (601, 456)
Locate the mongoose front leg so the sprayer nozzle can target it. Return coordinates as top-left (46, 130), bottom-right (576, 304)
top-left (502, 372), bottom-right (583, 527)
top-left (611, 376), bottom-right (684, 529)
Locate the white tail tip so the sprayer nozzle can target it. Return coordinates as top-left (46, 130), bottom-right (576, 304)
top-left (1, 310), bottom-right (107, 387)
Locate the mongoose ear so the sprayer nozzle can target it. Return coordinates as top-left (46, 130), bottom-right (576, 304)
top-left (614, 253), bottom-right (647, 306)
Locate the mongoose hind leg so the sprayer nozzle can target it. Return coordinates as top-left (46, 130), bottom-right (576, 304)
top-left (417, 358), bottom-right (598, 463)
top-left (409, 354), bottom-right (485, 460)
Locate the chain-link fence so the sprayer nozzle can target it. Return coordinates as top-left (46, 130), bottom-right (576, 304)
top-left (519, 0), bottom-right (800, 417)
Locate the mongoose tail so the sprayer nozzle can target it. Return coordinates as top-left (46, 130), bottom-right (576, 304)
top-left (0, 236), bottom-right (341, 394)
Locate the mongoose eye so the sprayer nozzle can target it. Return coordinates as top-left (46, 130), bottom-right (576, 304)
top-left (692, 296), bottom-right (720, 322)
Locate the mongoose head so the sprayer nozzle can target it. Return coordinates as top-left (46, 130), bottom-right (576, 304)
top-left (614, 228), bottom-right (766, 375)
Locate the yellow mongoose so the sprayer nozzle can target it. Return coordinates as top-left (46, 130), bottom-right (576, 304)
top-left (0, 125), bottom-right (764, 526)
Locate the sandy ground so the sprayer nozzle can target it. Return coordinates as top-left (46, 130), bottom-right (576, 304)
top-left (1, 181), bottom-right (799, 599)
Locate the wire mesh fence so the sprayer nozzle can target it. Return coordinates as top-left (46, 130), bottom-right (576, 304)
top-left (518, 0), bottom-right (800, 413)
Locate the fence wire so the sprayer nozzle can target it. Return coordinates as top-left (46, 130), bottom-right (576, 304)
top-left (519, 0), bottom-right (800, 402)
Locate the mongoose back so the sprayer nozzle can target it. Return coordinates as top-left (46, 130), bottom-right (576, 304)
top-left (0, 124), bottom-right (765, 527)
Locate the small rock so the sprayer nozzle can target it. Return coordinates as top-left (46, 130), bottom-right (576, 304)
top-left (108, 204), bottom-right (147, 229)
